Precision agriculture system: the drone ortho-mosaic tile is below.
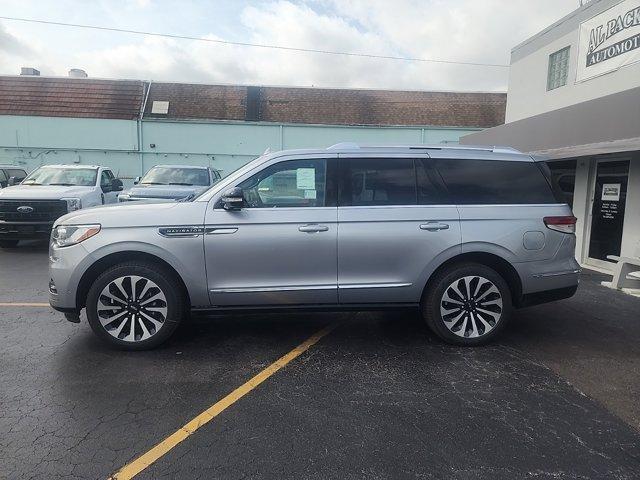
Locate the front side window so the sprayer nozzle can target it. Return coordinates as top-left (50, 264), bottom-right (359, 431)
top-left (100, 170), bottom-right (114, 187)
top-left (22, 167), bottom-right (98, 187)
top-left (141, 167), bottom-right (210, 186)
top-left (547, 46), bottom-right (570, 91)
top-left (339, 158), bottom-right (416, 206)
top-left (238, 159), bottom-right (328, 208)
top-left (434, 159), bottom-right (557, 205)
top-left (6, 169), bottom-right (26, 181)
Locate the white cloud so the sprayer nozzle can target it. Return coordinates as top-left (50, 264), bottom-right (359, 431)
top-left (0, 0), bottom-right (578, 91)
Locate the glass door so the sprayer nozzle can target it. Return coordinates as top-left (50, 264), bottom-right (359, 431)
top-left (586, 159), bottom-right (629, 269)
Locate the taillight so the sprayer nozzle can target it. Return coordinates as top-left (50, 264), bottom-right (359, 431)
top-left (543, 216), bottom-right (577, 234)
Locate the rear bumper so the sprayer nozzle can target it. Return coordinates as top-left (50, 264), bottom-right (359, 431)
top-left (518, 284), bottom-right (578, 308)
top-left (0, 221), bottom-right (53, 240)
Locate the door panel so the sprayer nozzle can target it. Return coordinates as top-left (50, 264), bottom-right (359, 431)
top-left (204, 208), bottom-right (337, 305)
top-left (336, 157), bottom-right (460, 304)
top-left (204, 156), bottom-right (338, 306)
top-left (337, 205), bottom-right (461, 303)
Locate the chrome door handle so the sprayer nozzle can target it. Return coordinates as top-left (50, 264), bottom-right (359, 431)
top-left (299, 224), bottom-right (329, 233)
top-left (420, 222), bottom-right (449, 231)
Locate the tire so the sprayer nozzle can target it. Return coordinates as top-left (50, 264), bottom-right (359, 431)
top-left (422, 263), bottom-right (513, 346)
top-left (0, 240), bottom-right (19, 248)
top-left (86, 261), bottom-right (187, 350)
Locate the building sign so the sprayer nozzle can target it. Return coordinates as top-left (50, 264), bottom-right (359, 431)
top-left (577, 0), bottom-right (640, 82)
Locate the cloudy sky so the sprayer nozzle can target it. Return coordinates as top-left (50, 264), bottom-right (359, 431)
top-left (0, 0), bottom-right (578, 91)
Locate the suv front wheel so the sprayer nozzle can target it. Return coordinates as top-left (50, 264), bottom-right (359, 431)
top-left (86, 261), bottom-right (186, 350)
top-left (423, 263), bottom-right (512, 346)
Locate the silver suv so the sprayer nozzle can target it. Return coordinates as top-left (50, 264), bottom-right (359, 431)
top-left (49, 144), bottom-right (580, 350)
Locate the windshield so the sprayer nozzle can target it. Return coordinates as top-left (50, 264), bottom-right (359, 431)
top-left (22, 167), bottom-right (98, 186)
top-left (141, 167), bottom-right (210, 186)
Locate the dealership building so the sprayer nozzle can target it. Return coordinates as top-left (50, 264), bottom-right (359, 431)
top-left (463, 0), bottom-right (640, 272)
top-left (0, 73), bottom-right (505, 187)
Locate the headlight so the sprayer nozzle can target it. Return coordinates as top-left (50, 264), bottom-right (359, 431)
top-left (52, 224), bottom-right (101, 248)
top-left (118, 193), bottom-right (131, 202)
top-left (62, 198), bottom-right (82, 211)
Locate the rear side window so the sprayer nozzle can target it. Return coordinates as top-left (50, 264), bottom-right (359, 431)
top-left (434, 159), bottom-right (557, 205)
top-left (416, 159), bottom-right (451, 205)
top-left (339, 158), bottom-right (416, 206)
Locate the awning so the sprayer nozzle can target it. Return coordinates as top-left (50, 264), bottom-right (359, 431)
top-left (461, 86), bottom-right (640, 159)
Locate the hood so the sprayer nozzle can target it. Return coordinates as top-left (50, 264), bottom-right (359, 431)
top-left (0, 184), bottom-right (94, 200)
top-left (123, 184), bottom-right (209, 200)
top-left (54, 200), bottom-right (208, 228)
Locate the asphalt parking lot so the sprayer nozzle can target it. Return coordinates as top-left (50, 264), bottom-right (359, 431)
top-left (1, 241), bottom-right (640, 479)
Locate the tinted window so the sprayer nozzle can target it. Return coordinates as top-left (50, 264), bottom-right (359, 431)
top-left (416, 159), bottom-right (450, 205)
top-left (0, 170), bottom-right (7, 182)
top-left (339, 158), bottom-right (416, 206)
top-left (434, 159), bottom-right (557, 205)
top-left (238, 159), bottom-right (328, 208)
top-left (100, 170), bottom-right (114, 187)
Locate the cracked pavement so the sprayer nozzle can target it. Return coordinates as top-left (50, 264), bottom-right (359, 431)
top-left (1, 241), bottom-right (639, 479)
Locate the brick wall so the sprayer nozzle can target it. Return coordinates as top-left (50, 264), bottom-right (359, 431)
top-left (0, 76), bottom-right (506, 128)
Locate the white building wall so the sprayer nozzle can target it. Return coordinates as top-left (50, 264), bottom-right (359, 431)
top-left (572, 158), bottom-right (592, 263)
top-left (506, 0), bottom-right (640, 122)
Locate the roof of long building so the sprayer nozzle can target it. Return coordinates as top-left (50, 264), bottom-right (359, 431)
top-left (0, 76), bottom-right (144, 120)
top-left (0, 75), bottom-right (506, 128)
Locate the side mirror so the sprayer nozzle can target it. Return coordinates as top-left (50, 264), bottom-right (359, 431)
top-left (134, 176), bottom-right (141, 185)
top-left (8, 176), bottom-right (16, 186)
top-left (220, 187), bottom-right (244, 211)
top-left (111, 178), bottom-right (124, 192)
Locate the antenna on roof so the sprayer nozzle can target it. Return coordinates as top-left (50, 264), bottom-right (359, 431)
top-left (263, 147), bottom-right (271, 155)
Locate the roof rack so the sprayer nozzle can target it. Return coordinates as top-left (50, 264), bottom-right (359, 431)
top-left (326, 142), bottom-right (520, 154)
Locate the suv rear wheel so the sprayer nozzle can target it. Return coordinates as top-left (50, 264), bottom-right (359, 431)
top-left (423, 263), bottom-right (512, 346)
top-left (86, 261), bottom-right (186, 350)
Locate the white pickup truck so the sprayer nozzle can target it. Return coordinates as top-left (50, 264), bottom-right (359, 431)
top-left (0, 164), bottom-right (123, 247)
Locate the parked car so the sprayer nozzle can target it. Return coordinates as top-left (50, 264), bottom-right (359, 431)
top-left (0, 164), bottom-right (123, 247)
top-left (118, 165), bottom-right (221, 203)
top-left (0, 165), bottom-right (27, 189)
top-left (49, 144), bottom-right (580, 350)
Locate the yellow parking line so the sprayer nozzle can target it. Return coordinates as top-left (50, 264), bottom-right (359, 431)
top-left (109, 322), bottom-right (339, 480)
top-left (0, 302), bottom-right (49, 307)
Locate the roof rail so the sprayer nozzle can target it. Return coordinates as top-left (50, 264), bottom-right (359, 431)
top-left (326, 142), bottom-right (360, 150)
top-left (326, 143), bottom-right (520, 154)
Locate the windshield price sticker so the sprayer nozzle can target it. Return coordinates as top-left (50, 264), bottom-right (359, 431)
top-left (296, 168), bottom-right (316, 190)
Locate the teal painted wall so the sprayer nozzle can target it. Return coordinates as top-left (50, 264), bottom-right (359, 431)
top-left (0, 115), bottom-right (479, 185)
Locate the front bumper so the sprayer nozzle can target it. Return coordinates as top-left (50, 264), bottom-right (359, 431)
top-left (0, 221), bottom-right (54, 240)
top-left (48, 241), bottom-right (95, 311)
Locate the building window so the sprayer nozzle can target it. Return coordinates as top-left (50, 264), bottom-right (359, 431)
top-left (547, 46), bottom-right (570, 91)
